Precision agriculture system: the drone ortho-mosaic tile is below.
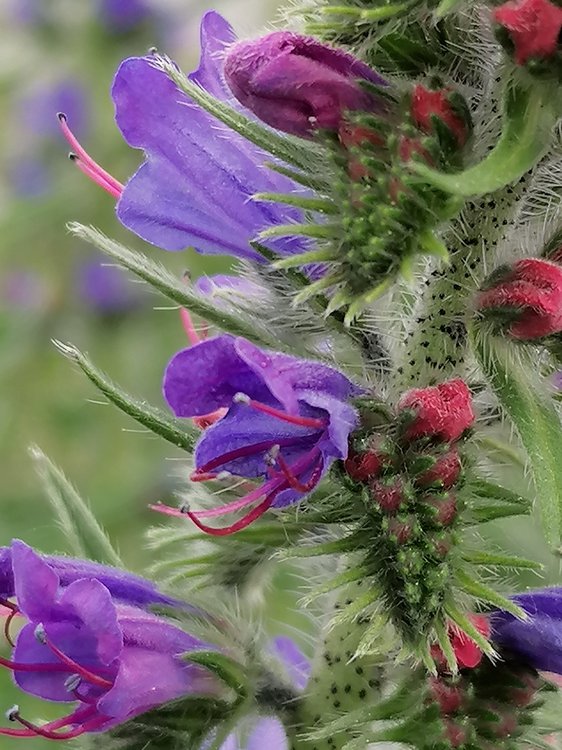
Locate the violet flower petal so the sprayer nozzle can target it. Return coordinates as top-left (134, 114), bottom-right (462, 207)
top-left (113, 11), bottom-right (305, 260)
top-left (271, 636), bottom-right (311, 691)
top-left (247, 718), bottom-right (288, 750)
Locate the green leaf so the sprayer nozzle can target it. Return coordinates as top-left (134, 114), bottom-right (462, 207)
top-left (455, 569), bottom-right (526, 618)
top-left (183, 651), bottom-right (248, 699)
top-left (470, 321), bottom-right (562, 546)
top-left (467, 504), bottom-right (531, 524)
top-left (69, 224), bottom-right (277, 349)
top-left (30, 446), bottom-right (123, 567)
top-left (467, 478), bottom-right (530, 506)
top-left (53, 341), bottom-right (198, 452)
top-left (412, 81), bottom-right (558, 196)
top-left (462, 550), bottom-right (543, 571)
top-left (434, 0), bottom-right (464, 17)
top-left (151, 55), bottom-right (326, 174)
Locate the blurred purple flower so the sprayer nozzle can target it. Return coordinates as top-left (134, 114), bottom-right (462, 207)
top-left (9, 158), bottom-right (51, 198)
top-left (99, 0), bottom-right (151, 32)
top-left (156, 334), bottom-right (359, 534)
top-left (225, 31), bottom-right (387, 138)
top-left (1, 270), bottom-right (49, 310)
top-left (19, 80), bottom-right (87, 140)
top-left (216, 637), bottom-right (309, 750)
top-left (61, 12), bottom-right (308, 263)
top-left (553, 371), bottom-right (562, 389)
top-left (0, 541), bottom-right (213, 740)
top-left (491, 588), bottom-right (562, 674)
top-left (76, 257), bottom-right (143, 314)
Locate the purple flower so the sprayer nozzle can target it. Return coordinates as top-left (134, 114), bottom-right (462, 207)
top-left (157, 334), bottom-right (359, 534)
top-left (0, 540), bottom-right (185, 611)
top-left (1, 270), bottom-right (50, 311)
top-left (0, 541), bottom-right (213, 740)
top-left (224, 31), bottom-right (387, 138)
top-left (491, 588), bottom-right (562, 674)
top-left (60, 12), bottom-right (307, 262)
top-left (99, 0), bottom-right (151, 31)
top-left (76, 256), bottom-right (143, 314)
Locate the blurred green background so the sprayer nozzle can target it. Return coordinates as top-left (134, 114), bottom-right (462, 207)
top-left (0, 0), bottom-right (281, 742)
top-left (0, 0), bottom-right (559, 745)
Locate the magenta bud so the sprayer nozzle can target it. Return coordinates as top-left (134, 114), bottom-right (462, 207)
top-left (371, 477), bottom-right (407, 515)
top-left (224, 31), bottom-right (387, 138)
top-left (415, 449), bottom-right (462, 490)
top-left (425, 493), bottom-right (458, 528)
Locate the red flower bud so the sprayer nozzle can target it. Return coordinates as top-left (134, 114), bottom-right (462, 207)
top-left (371, 477), bottom-right (406, 514)
top-left (432, 615), bottom-right (490, 671)
top-left (398, 379), bottom-right (474, 444)
top-left (443, 719), bottom-right (469, 748)
top-left (344, 434), bottom-right (395, 482)
top-left (387, 515), bottom-right (415, 544)
top-left (224, 32), bottom-right (388, 138)
top-left (415, 449), bottom-right (462, 490)
top-left (425, 493), bottom-right (458, 527)
top-left (477, 258), bottom-right (562, 340)
top-left (494, 0), bottom-right (562, 66)
top-left (410, 84), bottom-right (470, 148)
top-left (429, 677), bottom-right (464, 714)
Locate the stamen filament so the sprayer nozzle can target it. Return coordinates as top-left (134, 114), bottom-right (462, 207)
top-left (187, 492), bottom-right (276, 536)
top-left (234, 395), bottom-right (327, 429)
top-left (276, 453), bottom-right (324, 492)
top-left (193, 437), bottom-right (302, 477)
top-left (43, 638), bottom-right (114, 689)
top-left (69, 155), bottom-right (123, 199)
top-left (180, 308), bottom-right (203, 346)
top-left (58, 113), bottom-right (124, 195)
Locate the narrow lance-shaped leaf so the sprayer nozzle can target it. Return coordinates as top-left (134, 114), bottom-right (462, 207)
top-left (30, 445), bottom-right (123, 567)
top-left (412, 81), bottom-right (558, 197)
top-left (53, 340), bottom-right (198, 453)
top-left (68, 223), bottom-right (279, 349)
top-left (470, 320), bottom-right (562, 546)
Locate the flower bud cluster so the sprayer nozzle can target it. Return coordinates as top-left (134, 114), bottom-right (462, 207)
top-left (427, 656), bottom-right (546, 749)
top-left (343, 379), bottom-right (474, 637)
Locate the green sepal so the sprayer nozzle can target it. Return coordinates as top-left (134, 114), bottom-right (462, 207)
top-left (183, 651), bottom-right (248, 701)
top-left (30, 446), bottom-right (123, 567)
top-left (152, 54), bottom-right (325, 174)
top-left (455, 569), bottom-right (526, 619)
top-left (434, 617), bottom-right (458, 673)
top-left (253, 192), bottom-right (338, 215)
top-left (444, 603), bottom-right (495, 656)
top-left (69, 224), bottom-right (277, 349)
top-left (53, 341), bottom-right (198, 453)
top-left (470, 321), bottom-right (562, 545)
top-left (412, 81), bottom-right (558, 197)
top-left (462, 550), bottom-right (543, 571)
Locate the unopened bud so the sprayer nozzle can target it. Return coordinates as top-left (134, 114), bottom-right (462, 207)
top-left (398, 379), bottom-right (474, 444)
top-left (494, 0), bottom-right (562, 67)
top-left (344, 434), bottom-right (396, 482)
top-left (425, 492), bottom-right (458, 528)
top-left (371, 476), bottom-right (408, 515)
top-left (386, 515), bottom-right (416, 544)
top-left (410, 84), bottom-right (471, 149)
top-left (428, 677), bottom-right (464, 714)
top-left (477, 258), bottom-right (562, 340)
top-left (414, 448), bottom-right (462, 490)
top-left (224, 31), bottom-right (388, 138)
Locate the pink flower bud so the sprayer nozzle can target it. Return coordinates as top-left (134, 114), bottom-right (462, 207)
top-left (415, 449), bottom-right (462, 490)
top-left (425, 493), bottom-right (458, 528)
top-left (494, 0), bottom-right (562, 66)
top-left (344, 434), bottom-right (396, 482)
top-left (432, 615), bottom-right (490, 671)
top-left (410, 84), bottom-right (471, 148)
top-left (398, 379), bottom-right (474, 444)
top-left (224, 32), bottom-right (387, 138)
top-left (429, 677), bottom-right (464, 714)
top-left (371, 477), bottom-right (407, 514)
top-left (477, 258), bottom-right (562, 340)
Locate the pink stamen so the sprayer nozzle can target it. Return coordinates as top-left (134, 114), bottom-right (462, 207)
top-left (276, 452), bottom-right (324, 493)
top-left (192, 438), bottom-right (299, 478)
top-left (235, 395), bottom-right (327, 430)
top-left (69, 154), bottom-right (123, 199)
top-left (0, 707), bottom-right (101, 739)
top-left (58, 113), bottom-right (123, 196)
top-left (43, 638), bottom-right (114, 689)
top-left (180, 308), bottom-right (203, 346)
top-left (0, 656), bottom-right (76, 674)
top-left (186, 492), bottom-right (276, 536)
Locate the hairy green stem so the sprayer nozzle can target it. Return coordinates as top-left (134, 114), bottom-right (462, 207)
top-left (394, 177), bottom-right (529, 391)
top-left (287, 581), bottom-right (387, 750)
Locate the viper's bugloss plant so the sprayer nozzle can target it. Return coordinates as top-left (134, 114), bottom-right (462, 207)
top-left (10, 0), bottom-right (562, 747)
